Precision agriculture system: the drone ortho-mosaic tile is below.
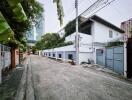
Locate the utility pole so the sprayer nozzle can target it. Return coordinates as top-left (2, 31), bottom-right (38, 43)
top-left (75, 0), bottom-right (79, 65)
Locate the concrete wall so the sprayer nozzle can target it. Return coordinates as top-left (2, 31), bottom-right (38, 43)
top-left (65, 51), bottom-right (76, 61)
top-left (15, 49), bottom-right (19, 66)
top-left (0, 44), bottom-right (11, 84)
top-left (79, 52), bottom-right (93, 64)
top-left (93, 21), bottom-right (122, 43)
top-left (57, 51), bottom-right (64, 59)
top-left (65, 32), bottom-right (92, 44)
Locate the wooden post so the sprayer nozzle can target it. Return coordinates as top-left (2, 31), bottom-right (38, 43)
top-left (11, 48), bottom-right (16, 69)
top-left (11, 48), bottom-right (19, 69)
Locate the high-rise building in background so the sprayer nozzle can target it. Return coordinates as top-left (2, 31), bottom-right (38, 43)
top-left (121, 18), bottom-right (132, 38)
top-left (27, 23), bottom-right (36, 41)
top-left (36, 14), bottom-right (45, 41)
top-left (27, 13), bottom-right (45, 46)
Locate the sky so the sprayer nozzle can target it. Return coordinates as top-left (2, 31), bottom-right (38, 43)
top-left (38, 0), bottom-right (132, 33)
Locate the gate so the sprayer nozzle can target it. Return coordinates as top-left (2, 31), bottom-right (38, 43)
top-left (127, 38), bottom-right (132, 78)
top-left (106, 46), bottom-right (124, 75)
top-left (96, 49), bottom-right (105, 66)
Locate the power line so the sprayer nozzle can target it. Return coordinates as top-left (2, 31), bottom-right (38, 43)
top-left (57, 0), bottom-right (117, 34)
top-left (54, 0), bottom-right (94, 33)
top-left (51, 0), bottom-right (76, 32)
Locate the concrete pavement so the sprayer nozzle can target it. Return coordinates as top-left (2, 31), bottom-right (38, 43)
top-left (29, 55), bottom-right (132, 100)
top-left (15, 57), bottom-right (35, 100)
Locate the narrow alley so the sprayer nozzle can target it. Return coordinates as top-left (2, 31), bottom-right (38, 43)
top-left (28, 55), bottom-right (132, 100)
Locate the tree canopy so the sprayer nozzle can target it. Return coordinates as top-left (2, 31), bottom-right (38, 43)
top-left (0, 0), bottom-right (44, 49)
top-left (34, 33), bottom-right (73, 51)
top-left (0, 0), bottom-right (64, 51)
top-left (53, 0), bottom-right (64, 26)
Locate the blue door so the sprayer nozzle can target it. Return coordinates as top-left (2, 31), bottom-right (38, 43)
top-left (106, 46), bottom-right (124, 75)
top-left (96, 49), bottom-right (105, 66)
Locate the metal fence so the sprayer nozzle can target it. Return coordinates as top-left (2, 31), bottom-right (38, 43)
top-left (96, 45), bottom-right (124, 75)
top-left (96, 49), bottom-right (105, 66)
top-left (106, 46), bottom-right (124, 75)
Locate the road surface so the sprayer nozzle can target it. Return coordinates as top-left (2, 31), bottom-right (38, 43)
top-left (29, 55), bottom-right (132, 100)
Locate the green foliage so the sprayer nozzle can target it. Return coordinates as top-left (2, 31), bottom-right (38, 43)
top-left (65, 20), bottom-right (76, 37)
top-left (56, 41), bottom-right (73, 47)
top-left (21, 0), bottom-right (44, 20)
top-left (0, 0), bottom-right (64, 50)
top-left (0, 0), bottom-right (44, 48)
top-left (53, 0), bottom-right (64, 26)
top-left (106, 41), bottom-right (124, 47)
top-left (32, 46), bottom-right (37, 54)
top-left (64, 17), bottom-right (86, 37)
top-left (35, 33), bottom-right (73, 50)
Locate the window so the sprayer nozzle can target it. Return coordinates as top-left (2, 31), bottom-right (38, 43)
top-left (59, 54), bottom-right (62, 58)
top-left (116, 33), bottom-right (119, 36)
top-left (109, 30), bottom-right (113, 38)
top-left (68, 54), bottom-right (73, 60)
top-left (53, 53), bottom-right (55, 57)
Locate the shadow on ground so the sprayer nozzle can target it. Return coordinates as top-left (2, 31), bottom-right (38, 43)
top-left (0, 67), bottom-right (24, 100)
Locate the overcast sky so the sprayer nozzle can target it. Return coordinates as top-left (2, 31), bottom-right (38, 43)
top-left (38, 0), bottom-right (132, 33)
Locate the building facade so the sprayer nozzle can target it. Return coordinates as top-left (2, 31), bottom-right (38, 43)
top-left (27, 23), bottom-right (36, 41)
top-left (27, 14), bottom-right (45, 46)
top-left (121, 18), bottom-right (132, 38)
top-left (36, 15), bottom-right (45, 41)
top-left (42, 15), bottom-right (124, 64)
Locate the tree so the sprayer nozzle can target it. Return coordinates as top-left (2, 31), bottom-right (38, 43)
top-left (35, 33), bottom-right (73, 50)
top-left (64, 16), bottom-right (87, 37)
top-left (53, 0), bottom-right (64, 26)
top-left (0, 0), bottom-right (64, 49)
top-left (40, 33), bottom-right (61, 49)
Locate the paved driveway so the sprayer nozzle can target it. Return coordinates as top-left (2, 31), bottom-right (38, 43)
top-left (29, 55), bottom-right (132, 100)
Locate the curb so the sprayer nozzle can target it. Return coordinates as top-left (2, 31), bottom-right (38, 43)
top-left (15, 57), bottom-right (35, 100)
top-left (26, 59), bottom-right (35, 100)
top-left (15, 59), bottom-right (28, 100)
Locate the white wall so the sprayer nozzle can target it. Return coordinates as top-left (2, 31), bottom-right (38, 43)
top-left (79, 52), bottom-right (93, 64)
top-left (65, 32), bottom-right (93, 52)
top-left (65, 33), bottom-right (76, 43)
top-left (79, 44), bottom-right (93, 52)
top-left (93, 21), bottom-right (122, 43)
top-left (65, 32), bottom-right (93, 44)
top-left (43, 45), bottom-right (75, 52)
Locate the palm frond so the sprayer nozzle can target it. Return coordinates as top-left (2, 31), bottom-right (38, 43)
top-left (53, 0), bottom-right (64, 26)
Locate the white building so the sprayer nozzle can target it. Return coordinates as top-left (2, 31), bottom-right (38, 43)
top-left (42, 15), bottom-right (124, 64)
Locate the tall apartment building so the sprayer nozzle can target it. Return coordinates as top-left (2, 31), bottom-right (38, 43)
top-left (36, 15), bottom-right (45, 40)
top-left (121, 18), bottom-right (132, 38)
top-left (26, 22), bottom-right (37, 41)
top-left (27, 13), bottom-right (45, 42)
